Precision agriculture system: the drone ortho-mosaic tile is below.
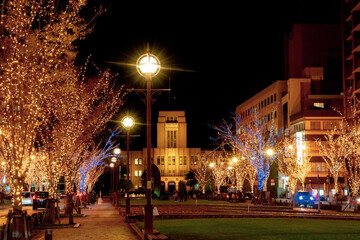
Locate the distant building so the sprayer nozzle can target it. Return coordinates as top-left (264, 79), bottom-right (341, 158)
top-left (125, 111), bottom-right (201, 194)
top-left (342, 0), bottom-right (360, 117)
top-left (236, 24), bottom-right (344, 198)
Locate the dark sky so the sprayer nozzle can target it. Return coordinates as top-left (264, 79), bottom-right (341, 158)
top-left (80, 0), bottom-right (341, 149)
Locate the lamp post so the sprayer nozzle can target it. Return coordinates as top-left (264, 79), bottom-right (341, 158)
top-left (113, 148), bottom-right (121, 206)
top-left (121, 116), bottom-right (135, 216)
top-left (136, 46), bottom-right (160, 237)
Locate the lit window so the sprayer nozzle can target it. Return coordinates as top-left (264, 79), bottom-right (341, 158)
top-left (313, 102), bottom-right (324, 108)
top-left (139, 170), bottom-right (142, 177)
top-left (138, 159), bottom-right (142, 165)
top-left (135, 170), bottom-right (138, 177)
top-left (135, 158), bottom-right (138, 165)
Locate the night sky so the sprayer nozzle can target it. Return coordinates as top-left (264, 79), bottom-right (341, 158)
top-left (80, 0), bottom-right (341, 150)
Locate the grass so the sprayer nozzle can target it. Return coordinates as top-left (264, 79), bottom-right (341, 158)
top-left (125, 198), bottom-right (249, 206)
top-left (137, 218), bottom-right (360, 240)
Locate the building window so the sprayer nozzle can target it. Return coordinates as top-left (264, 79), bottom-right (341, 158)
top-left (157, 156), bottom-right (160, 165)
top-left (184, 156), bottom-right (187, 165)
top-left (179, 156), bottom-right (183, 165)
top-left (161, 156), bottom-right (165, 165)
top-left (135, 158), bottom-right (138, 165)
top-left (271, 95), bottom-right (273, 103)
top-left (135, 170), bottom-right (138, 177)
top-left (274, 93), bottom-right (276, 102)
top-left (168, 156), bottom-right (172, 165)
top-left (172, 156), bottom-right (176, 165)
top-left (264, 99), bottom-right (266, 107)
top-left (138, 159), bottom-right (142, 165)
top-left (139, 170), bottom-right (142, 177)
top-left (267, 97), bottom-right (270, 105)
top-left (313, 102), bottom-right (324, 108)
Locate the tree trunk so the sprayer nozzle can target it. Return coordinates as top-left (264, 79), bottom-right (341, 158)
top-left (12, 180), bottom-right (23, 211)
top-left (65, 194), bottom-right (73, 214)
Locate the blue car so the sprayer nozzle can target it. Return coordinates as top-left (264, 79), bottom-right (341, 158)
top-left (295, 191), bottom-right (315, 208)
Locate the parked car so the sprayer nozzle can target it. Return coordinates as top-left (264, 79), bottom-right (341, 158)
top-left (33, 191), bottom-right (49, 210)
top-left (22, 192), bottom-right (34, 206)
top-left (294, 191), bottom-right (315, 207)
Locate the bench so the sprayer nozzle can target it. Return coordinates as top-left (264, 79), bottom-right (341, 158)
top-left (126, 214), bottom-right (137, 223)
top-left (147, 233), bottom-right (169, 240)
top-left (147, 234), bottom-right (159, 240)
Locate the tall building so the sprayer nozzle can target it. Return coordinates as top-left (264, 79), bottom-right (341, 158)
top-left (236, 24), bottom-right (344, 198)
top-left (125, 111), bottom-right (201, 194)
top-left (342, 0), bottom-right (360, 117)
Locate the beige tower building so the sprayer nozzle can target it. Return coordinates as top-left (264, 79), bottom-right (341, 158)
top-left (127, 111), bottom-right (201, 194)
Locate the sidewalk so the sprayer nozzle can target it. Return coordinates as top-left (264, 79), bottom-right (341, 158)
top-left (33, 199), bottom-right (139, 240)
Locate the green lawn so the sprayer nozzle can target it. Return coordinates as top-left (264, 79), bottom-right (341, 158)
top-left (138, 218), bottom-right (360, 240)
top-left (125, 198), bottom-right (249, 206)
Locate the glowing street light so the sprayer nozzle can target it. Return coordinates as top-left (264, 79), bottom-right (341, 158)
top-left (110, 163), bottom-right (114, 168)
top-left (266, 149), bottom-right (274, 156)
top-left (111, 157), bottom-right (117, 163)
top-left (136, 45), bottom-right (160, 237)
top-left (136, 53), bottom-right (160, 77)
top-left (232, 157), bottom-right (238, 163)
top-left (122, 116), bottom-right (135, 216)
top-left (114, 148), bottom-right (121, 155)
top-left (209, 163), bottom-right (215, 168)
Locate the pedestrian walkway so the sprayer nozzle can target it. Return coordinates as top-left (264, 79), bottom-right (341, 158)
top-left (33, 199), bottom-right (139, 240)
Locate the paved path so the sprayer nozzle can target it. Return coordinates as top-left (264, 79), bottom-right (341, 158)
top-left (33, 199), bottom-right (139, 240)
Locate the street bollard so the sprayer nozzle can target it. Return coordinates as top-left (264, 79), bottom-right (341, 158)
top-left (45, 229), bottom-right (52, 240)
top-left (69, 213), bottom-right (73, 225)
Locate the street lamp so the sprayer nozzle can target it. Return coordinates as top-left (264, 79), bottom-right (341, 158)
top-left (113, 148), bottom-right (121, 205)
top-left (136, 46), bottom-right (160, 237)
top-left (121, 116), bottom-right (135, 216)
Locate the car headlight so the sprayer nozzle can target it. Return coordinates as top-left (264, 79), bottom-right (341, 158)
top-left (299, 196), bottom-right (303, 200)
top-left (310, 197), bottom-right (314, 200)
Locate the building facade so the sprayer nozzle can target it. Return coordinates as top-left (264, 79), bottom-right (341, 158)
top-left (342, 0), bottom-right (360, 117)
top-left (236, 24), bottom-right (344, 198)
top-left (126, 111), bottom-right (201, 194)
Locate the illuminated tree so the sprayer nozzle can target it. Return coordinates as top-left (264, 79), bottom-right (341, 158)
top-left (52, 72), bottom-right (125, 214)
top-left (279, 136), bottom-right (312, 194)
top-left (343, 121), bottom-right (360, 206)
top-left (315, 127), bottom-right (346, 194)
top-left (193, 152), bottom-right (211, 194)
top-left (215, 107), bottom-right (282, 194)
top-left (0, 0), bottom-right (102, 212)
top-left (77, 130), bottom-right (120, 193)
top-left (84, 165), bottom-right (106, 194)
top-left (246, 163), bottom-right (257, 194)
top-left (233, 157), bottom-right (250, 193)
top-left (209, 151), bottom-right (228, 194)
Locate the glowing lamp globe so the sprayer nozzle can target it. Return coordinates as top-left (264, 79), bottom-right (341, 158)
top-left (232, 157), bottom-right (238, 163)
top-left (267, 149), bottom-right (274, 156)
top-left (111, 157), bottom-right (117, 163)
top-left (209, 163), bottom-right (215, 168)
top-left (122, 116), bottom-right (135, 129)
top-left (136, 53), bottom-right (160, 76)
top-left (114, 148), bottom-right (121, 155)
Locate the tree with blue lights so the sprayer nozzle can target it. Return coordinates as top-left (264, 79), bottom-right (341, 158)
top-left (216, 106), bottom-right (282, 199)
top-left (77, 130), bottom-right (120, 193)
